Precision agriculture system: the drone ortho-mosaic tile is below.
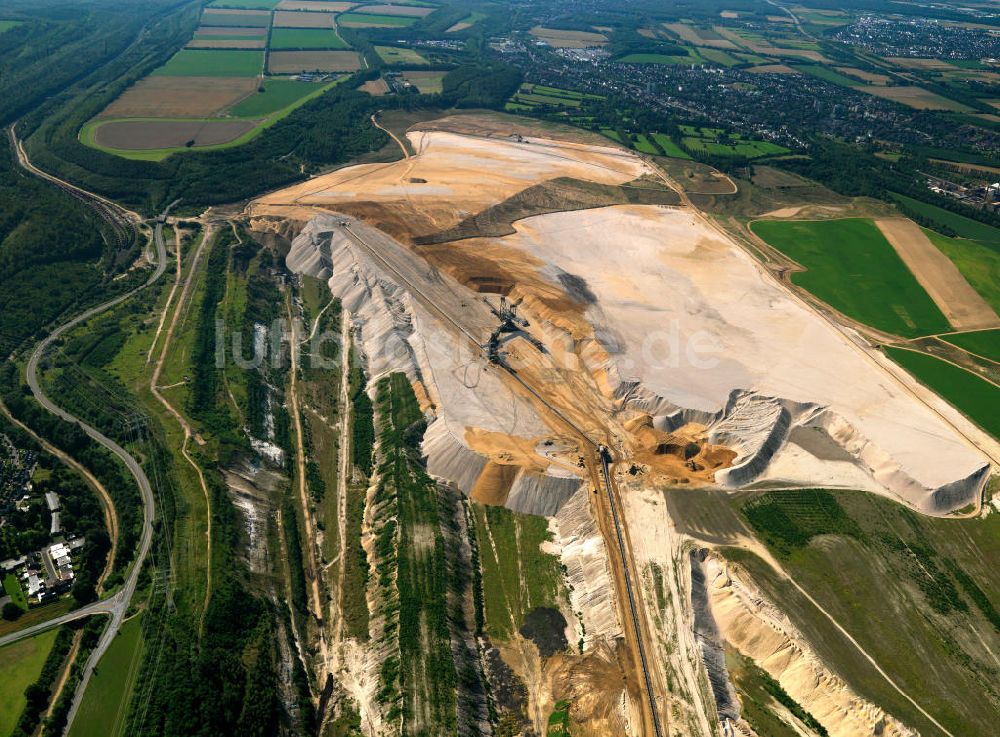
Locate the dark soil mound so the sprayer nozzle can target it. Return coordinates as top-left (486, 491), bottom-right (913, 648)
top-left (519, 607), bottom-right (568, 658)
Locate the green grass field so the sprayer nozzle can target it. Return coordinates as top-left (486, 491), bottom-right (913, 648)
top-left (618, 52), bottom-right (701, 64)
top-left (886, 347), bottom-right (1000, 438)
top-left (891, 193), bottom-right (1000, 245)
top-left (942, 329), bottom-right (1000, 363)
top-left (69, 614), bottom-right (145, 737)
top-left (699, 47), bottom-right (740, 66)
top-left (683, 136), bottom-right (789, 158)
top-left (633, 134), bottom-right (659, 154)
top-left (200, 11), bottom-right (271, 27)
top-left (152, 49), bottom-right (264, 77)
top-left (0, 21), bottom-right (23, 33)
top-left (3, 572), bottom-right (27, 611)
top-left (794, 64), bottom-right (862, 87)
top-left (207, 0), bottom-right (279, 7)
top-left (269, 27), bottom-right (347, 50)
top-left (374, 45), bottom-right (427, 65)
top-left (600, 128), bottom-right (623, 143)
top-left (0, 629), bottom-right (60, 736)
top-left (338, 12), bottom-right (416, 27)
top-left (922, 228), bottom-right (1000, 313)
top-left (650, 133), bottom-right (691, 159)
top-left (229, 78), bottom-right (318, 116)
top-left (751, 218), bottom-right (952, 337)
top-left (472, 502), bottom-right (564, 640)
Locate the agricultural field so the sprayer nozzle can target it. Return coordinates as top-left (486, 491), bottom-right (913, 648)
top-left (354, 3), bottom-right (434, 16)
top-left (88, 119), bottom-right (260, 152)
top-left (399, 70), bottom-right (445, 93)
top-left (750, 218), bottom-right (951, 337)
top-left (679, 125), bottom-right (789, 158)
top-left (886, 347), bottom-right (1000, 438)
top-left (0, 21), bottom-right (23, 33)
top-left (924, 230), bottom-right (1000, 313)
top-left (69, 614), bottom-right (146, 737)
top-left (650, 132), bottom-right (691, 159)
top-left (529, 26), bottom-right (607, 48)
top-left (0, 628), bottom-right (60, 736)
top-left (942, 329), bottom-right (1000, 363)
top-left (273, 10), bottom-right (336, 28)
top-left (229, 78), bottom-right (328, 116)
top-left (100, 77), bottom-right (260, 118)
top-left (337, 12), bottom-right (416, 27)
top-left (200, 8), bottom-right (272, 27)
top-left (278, 0), bottom-right (355, 9)
top-left (187, 38), bottom-right (266, 49)
top-left (472, 502), bottom-right (565, 640)
top-left (83, 0), bottom-right (353, 161)
top-left (506, 83), bottom-right (603, 112)
top-left (152, 49), bottom-right (264, 77)
top-left (207, 0), bottom-right (280, 7)
top-left (270, 27), bottom-right (347, 49)
top-left (446, 11), bottom-right (486, 32)
top-left (618, 50), bottom-right (703, 65)
top-left (865, 85), bottom-right (972, 111)
top-left (268, 50), bottom-right (361, 73)
top-left (374, 45), bottom-right (427, 65)
top-left (632, 134), bottom-right (659, 154)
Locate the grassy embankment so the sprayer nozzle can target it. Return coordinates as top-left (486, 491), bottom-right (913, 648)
top-left (728, 488), bottom-right (1000, 736)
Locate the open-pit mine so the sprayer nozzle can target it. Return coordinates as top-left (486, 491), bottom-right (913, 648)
top-left (249, 113), bottom-right (996, 737)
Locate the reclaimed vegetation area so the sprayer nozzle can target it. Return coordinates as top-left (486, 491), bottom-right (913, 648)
top-left (750, 218), bottom-right (951, 338)
top-left (726, 649), bottom-right (828, 737)
top-left (732, 487), bottom-right (1000, 736)
top-left (371, 373), bottom-right (457, 733)
top-left (471, 502), bottom-right (564, 640)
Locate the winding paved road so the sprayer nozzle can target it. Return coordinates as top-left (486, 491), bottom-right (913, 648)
top-left (2, 125), bottom-right (173, 732)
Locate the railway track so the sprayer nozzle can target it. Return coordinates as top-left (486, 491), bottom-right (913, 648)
top-left (8, 124), bottom-right (138, 253)
top-left (340, 220), bottom-right (664, 736)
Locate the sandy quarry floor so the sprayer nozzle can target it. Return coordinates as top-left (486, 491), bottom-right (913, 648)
top-left (252, 129), bottom-right (647, 237)
top-left (875, 217), bottom-right (1000, 331)
top-left (464, 205), bottom-right (993, 504)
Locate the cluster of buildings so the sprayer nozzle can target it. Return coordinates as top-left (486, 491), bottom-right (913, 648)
top-left (925, 174), bottom-right (1000, 212)
top-left (2, 537), bottom-right (85, 605)
top-left (835, 16), bottom-right (1000, 60)
top-left (0, 433), bottom-right (36, 513)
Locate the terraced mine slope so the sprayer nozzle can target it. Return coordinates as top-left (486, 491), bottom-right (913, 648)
top-left (248, 113), bottom-right (998, 737)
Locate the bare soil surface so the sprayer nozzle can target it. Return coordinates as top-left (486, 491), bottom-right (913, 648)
top-left (94, 119), bottom-right (257, 150)
top-left (99, 77), bottom-right (259, 118)
top-left (267, 50), bottom-right (361, 73)
top-left (876, 217), bottom-right (1000, 331)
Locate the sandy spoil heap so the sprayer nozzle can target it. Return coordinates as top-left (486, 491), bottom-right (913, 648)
top-left (252, 130), bottom-right (648, 237)
top-left (471, 205), bottom-right (992, 512)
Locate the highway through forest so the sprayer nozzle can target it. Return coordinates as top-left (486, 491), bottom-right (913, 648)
top-left (339, 219), bottom-right (665, 736)
top-left (2, 124), bottom-right (170, 733)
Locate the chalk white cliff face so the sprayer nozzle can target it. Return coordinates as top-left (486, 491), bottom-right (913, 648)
top-left (285, 214), bottom-right (578, 517)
